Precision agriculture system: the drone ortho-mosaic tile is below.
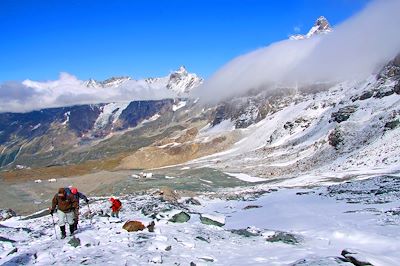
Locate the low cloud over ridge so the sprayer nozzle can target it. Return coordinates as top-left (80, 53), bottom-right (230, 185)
top-left (193, 0), bottom-right (400, 103)
top-left (0, 73), bottom-right (176, 113)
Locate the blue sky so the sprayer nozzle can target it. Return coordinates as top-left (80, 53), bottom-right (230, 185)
top-left (0, 0), bottom-right (371, 82)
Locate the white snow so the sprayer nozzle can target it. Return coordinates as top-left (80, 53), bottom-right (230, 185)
top-left (141, 113), bottom-right (160, 124)
top-left (94, 102), bottom-right (130, 130)
top-left (225, 172), bottom-right (266, 183)
top-left (62, 111), bottom-right (70, 125)
top-left (172, 101), bottom-right (187, 111)
top-left (1, 181), bottom-right (399, 265)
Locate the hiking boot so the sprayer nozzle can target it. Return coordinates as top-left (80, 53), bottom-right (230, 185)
top-left (60, 225), bottom-right (66, 239)
top-left (69, 224), bottom-right (75, 235)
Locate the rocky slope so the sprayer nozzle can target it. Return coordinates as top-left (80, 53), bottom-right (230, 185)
top-left (1, 175), bottom-right (399, 265)
top-left (0, 66), bottom-right (203, 170)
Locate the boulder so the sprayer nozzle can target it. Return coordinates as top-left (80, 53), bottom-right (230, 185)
top-left (394, 82), bottom-right (400, 94)
top-left (374, 88), bottom-right (395, 98)
top-left (331, 105), bottom-right (357, 123)
top-left (265, 231), bottom-right (303, 245)
top-left (384, 119), bottom-right (399, 130)
top-left (169, 211), bottom-right (190, 223)
top-left (200, 214), bottom-right (225, 227)
top-left (123, 221), bottom-right (146, 232)
top-left (230, 229), bottom-right (259, 237)
top-left (0, 209), bottom-right (16, 221)
top-left (68, 237), bottom-right (81, 248)
top-left (328, 127), bottom-right (344, 150)
top-left (358, 91), bottom-right (374, 100)
top-left (147, 221), bottom-right (155, 232)
top-left (341, 249), bottom-right (373, 266)
top-left (185, 198), bottom-right (201, 205)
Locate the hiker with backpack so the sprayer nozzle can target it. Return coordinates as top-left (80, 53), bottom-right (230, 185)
top-left (49, 188), bottom-right (79, 239)
top-left (65, 187), bottom-right (89, 231)
top-left (109, 197), bottom-right (122, 218)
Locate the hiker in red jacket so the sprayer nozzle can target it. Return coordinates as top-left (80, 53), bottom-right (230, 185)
top-left (109, 197), bottom-right (122, 218)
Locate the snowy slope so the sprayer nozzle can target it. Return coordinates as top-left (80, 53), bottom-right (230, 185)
top-left (1, 176), bottom-right (399, 265)
top-left (190, 67), bottom-right (400, 185)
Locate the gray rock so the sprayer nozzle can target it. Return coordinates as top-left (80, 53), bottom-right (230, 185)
top-left (0, 236), bottom-right (16, 243)
top-left (331, 105), bottom-right (357, 123)
top-left (68, 237), bottom-right (81, 248)
top-left (185, 198), bottom-right (201, 206)
top-left (384, 119), bottom-right (399, 130)
top-left (0, 209), bottom-right (17, 221)
top-left (199, 257), bottom-right (214, 262)
top-left (265, 231), bottom-right (303, 245)
top-left (200, 215), bottom-right (224, 227)
top-left (358, 91), bottom-right (374, 100)
top-left (328, 127), bottom-right (344, 149)
top-left (243, 205), bottom-right (262, 210)
top-left (7, 247), bottom-right (18, 256)
top-left (195, 236), bottom-right (210, 243)
top-left (394, 82), bottom-right (400, 94)
top-left (169, 211), bottom-right (190, 223)
top-left (341, 249), bottom-right (373, 266)
top-left (21, 209), bottom-right (49, 220)
top-left (230, 229), bottom-right (260, 237)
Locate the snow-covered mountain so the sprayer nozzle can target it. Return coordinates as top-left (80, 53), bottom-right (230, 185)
top-left (84, 66), bottom-right (202, 95)
top-left (145, 66), bottom-right (203, 95)
top-left (290, 16), bottom-right (333, 40)
top-left (84, 77), bottom-right (132, 88)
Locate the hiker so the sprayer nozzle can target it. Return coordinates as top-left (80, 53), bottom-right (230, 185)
top-left (49, 188), bottom-right (78, 239)
top-left (66, 187), bottom-right (89, 231)
top-left (109, 197), bottom-right (122, 218)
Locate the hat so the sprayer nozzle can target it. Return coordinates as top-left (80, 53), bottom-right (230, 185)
top-left (71, 187), bottom-right (78, 194)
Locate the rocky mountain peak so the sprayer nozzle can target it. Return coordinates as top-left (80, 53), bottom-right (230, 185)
top-left (307, 16), bottom-right (332, 36)
top-left (84, 76), bottom-right (132, 88)
top-left (290, 16), bottom-right (332, 40)
top-left (101, 76), bottom-right (132, 87)
top-left (167, 66), bottom-right (203, 94)
top-left (175, 66), bottom-right (188, 75)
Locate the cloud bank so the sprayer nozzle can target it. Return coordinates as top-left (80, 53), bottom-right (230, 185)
top-left (0, 73), bottom-right (176, 113)
top-left (193, 0), bottom-right (400, 103)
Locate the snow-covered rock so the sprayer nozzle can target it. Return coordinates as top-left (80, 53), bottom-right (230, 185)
top-left (290, 16), bottom-right (332, 40)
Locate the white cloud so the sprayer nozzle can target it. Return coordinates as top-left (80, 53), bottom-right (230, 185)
top-left (192, 0), bottom-right (400, 103)
top-left (0, 73), bottom-right (176, 113)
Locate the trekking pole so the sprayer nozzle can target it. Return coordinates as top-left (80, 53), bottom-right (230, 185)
top-left (50, 213), bottom-right (58, 240)
top-left (87, 202), bottom-right (93, 225)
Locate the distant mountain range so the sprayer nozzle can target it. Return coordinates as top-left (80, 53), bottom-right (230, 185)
top-left (83, 66), bottom-right (203, 95)
top-left (1, 17), bottom-right (399, 186)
